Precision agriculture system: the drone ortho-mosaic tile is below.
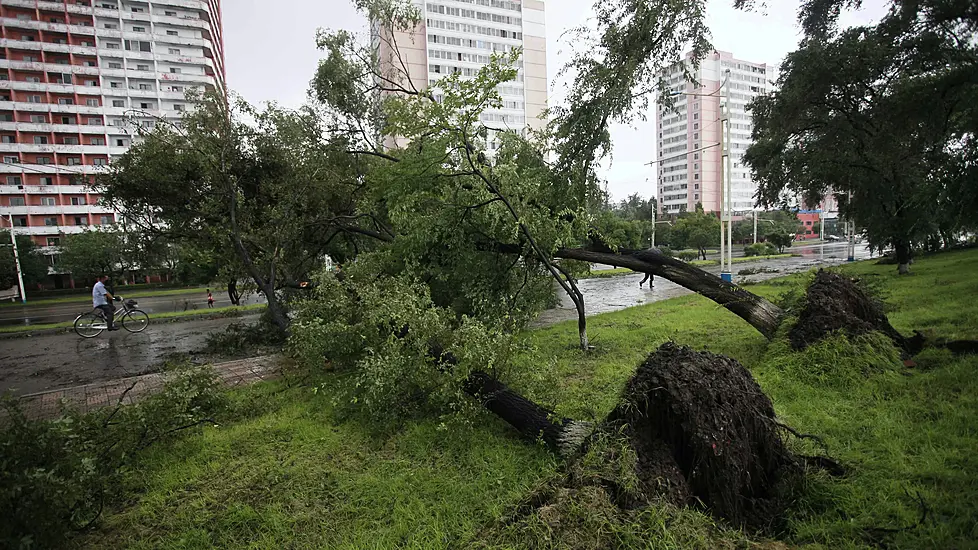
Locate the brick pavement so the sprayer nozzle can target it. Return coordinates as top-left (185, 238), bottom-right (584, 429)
top-left (14, 355), bottom-right (283, 421)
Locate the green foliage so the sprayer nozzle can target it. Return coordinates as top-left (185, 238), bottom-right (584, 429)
top-left (0, 231), bottom-right (48, 289)
top-left (57, 229), bottom-right (132, 284)
top-left (745, 2), bottom-right (978, 265)
top-left (670, 205), bottom-right (720, 259)
top-left (289, 265), bottom-right (513, 429)
top-left (0, 364), bottom-right (226, 549)
top-left (745, 242), bottom-right (778, 256)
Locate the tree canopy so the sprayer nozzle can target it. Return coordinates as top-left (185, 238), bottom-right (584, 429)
top-left (0, 231), bottom-right (48, 290)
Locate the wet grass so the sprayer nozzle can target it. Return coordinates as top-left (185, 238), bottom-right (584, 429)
top-left (0, 304), bottom-right (266, 334)
top-left (74, 249), bottom-right (978, 549)
top-left (0, 286), bottom-right (224, 309)
top-left (690, 253), bottom-right (794, 266)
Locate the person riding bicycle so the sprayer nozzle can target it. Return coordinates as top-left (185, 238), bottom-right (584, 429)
top-left (92, 274), bottom-right (119, 331)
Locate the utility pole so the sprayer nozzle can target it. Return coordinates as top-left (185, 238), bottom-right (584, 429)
top-left (753, 210), bottom-right (758, 244)
top-left (5, 212), bottom-right (26, 303)
top-left (720, 69), bottom-right (732, 282)
top-left (846, 191), bottom-right (855, 262)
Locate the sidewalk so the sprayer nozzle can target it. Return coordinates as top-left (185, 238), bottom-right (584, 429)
top-left (15, 355), bottom-right (283, 421)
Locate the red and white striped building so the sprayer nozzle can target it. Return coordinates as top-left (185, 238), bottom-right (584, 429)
top-left (0, 0), bottom-right (224, 285)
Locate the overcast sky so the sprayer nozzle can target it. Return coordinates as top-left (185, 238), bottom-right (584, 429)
top-left (223, 0), bottom-right (888, 201)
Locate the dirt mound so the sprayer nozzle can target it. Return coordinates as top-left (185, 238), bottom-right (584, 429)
top-left (604, 343), bottom-right (800, 529)
top-left (789, 270), bottom-right (908, 351)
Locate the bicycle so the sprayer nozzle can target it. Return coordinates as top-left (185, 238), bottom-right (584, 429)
top-left (73, 297), bottom-right (150, 338)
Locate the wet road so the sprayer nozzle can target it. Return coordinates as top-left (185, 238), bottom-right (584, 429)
top-left (0, 314), bottom-right (259, 396)
top-left (0, 291), bottom-right (265, 327)
top-left (533, 242), bottom-right (874, 326)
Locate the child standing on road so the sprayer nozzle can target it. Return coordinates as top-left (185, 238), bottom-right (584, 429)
top-left (207, 289), bottom-right (215, 308)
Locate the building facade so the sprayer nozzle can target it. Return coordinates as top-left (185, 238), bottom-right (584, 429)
top-left (0, 0), bottom-right (225, 277)
top-left (375, 0), bottom-right (546, 149)
top-left (656, 50), bottom-right (772, 216)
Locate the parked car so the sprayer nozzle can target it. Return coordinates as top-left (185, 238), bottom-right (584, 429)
top-left (826, 234), bottom-right (841, 242)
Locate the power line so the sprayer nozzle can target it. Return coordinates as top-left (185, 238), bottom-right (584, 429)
top-left (645, 142), bottom-right (720, 165)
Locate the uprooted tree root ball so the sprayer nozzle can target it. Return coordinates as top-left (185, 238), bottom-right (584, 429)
top-left (499, 344), bottom-right (812, 534)
top-left (789, 270), bottom-right (911, 352)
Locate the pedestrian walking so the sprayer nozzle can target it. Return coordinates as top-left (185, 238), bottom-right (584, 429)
top-left (639, 273), bottom-right (654, 288)
top-left (207, 289), bottom-right (215, 308)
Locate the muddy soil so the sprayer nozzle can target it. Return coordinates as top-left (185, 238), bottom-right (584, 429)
top-left (0, 315), bottom-right (259, 396)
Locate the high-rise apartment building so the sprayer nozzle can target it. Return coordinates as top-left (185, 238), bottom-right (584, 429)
top-left (0, 0), bottom-right (225, 269)
top-left (656, 50), bottom-right (772, 215)
top-left (375, 0), bottom-right (547, 149)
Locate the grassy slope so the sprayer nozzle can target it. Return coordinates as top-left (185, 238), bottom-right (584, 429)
top-left (0, 304), bottom-right (266, 334)
top-left (79, 250), bottom-right (978, 549)
top-left (0, 286), bottom-right (221, 309)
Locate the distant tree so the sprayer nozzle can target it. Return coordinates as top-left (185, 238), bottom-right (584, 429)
top-left (0, 231), bottom-right (49, 290)
top-left (58, 230), bottom-right (133, 286)
top-left (672, 204), bottom-right (720, 259)
top-left (766, 230), bottom-right (794, 254)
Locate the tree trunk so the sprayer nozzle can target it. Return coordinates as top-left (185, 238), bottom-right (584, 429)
top-left (227, 278), bottom-right (240, 306)
top-left (262, 285), bottom-right (290, 334)
top-left (555, 247), bottom-right (783, 339)
top-left (895, 239), bottom-right (912, 275)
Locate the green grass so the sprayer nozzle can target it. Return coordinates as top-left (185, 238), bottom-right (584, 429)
top-left (75, 249), bottom-right (978, 549)
top-left (0, 304), bottom-right (265, 334)
top-left (577, 267), bottom-right (635, 279)
top-left (690, 253), bottom-right (794, 266)
top-left (0, 286), bottom-right (222, 309)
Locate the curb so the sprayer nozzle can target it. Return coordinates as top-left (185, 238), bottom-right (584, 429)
top-left (0, 310), bottom-right (263, 340)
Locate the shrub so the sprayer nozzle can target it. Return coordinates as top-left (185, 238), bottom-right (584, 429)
top-left (745, 242), bottom-right (778, 257)
top-left (678, 251), bottom-right (698, 262)
top-left (0, 364), bottom-right (226, 549)
top-left (289, 266), bottom-right (512, 429)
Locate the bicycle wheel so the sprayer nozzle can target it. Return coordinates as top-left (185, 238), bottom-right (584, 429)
top-left (122, 309), bottom-right (149, 333)
top-left (74, 311), bottom-right (105, 338)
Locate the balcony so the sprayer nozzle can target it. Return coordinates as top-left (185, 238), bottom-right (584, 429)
top-left (0, 121), bottom-right (109, 134)
top-left (0, 185), bottom-right (94, 194)
top-left (0, 80), bottom-right (75, 94)
top-left (0, 38), bottom-right (98, 56)
top-left (8, 225), bottom-right (101, 236)
top-left (0, 101), bottom-right (105, 116)
top-left (0, 17), bottom-right (96, 37)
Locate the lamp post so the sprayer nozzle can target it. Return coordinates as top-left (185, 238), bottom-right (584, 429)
top-left (2, 211), bottom-right (27, 303)
top-left (719, 68), bottom-right (733, 282)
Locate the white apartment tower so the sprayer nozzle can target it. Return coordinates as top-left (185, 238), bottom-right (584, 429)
top-left (0, 0), bottom-right (225, 287)
top-left (656, 51), bottom-right (772, 215)
top-left (375, 0), bottom-right (547, 149)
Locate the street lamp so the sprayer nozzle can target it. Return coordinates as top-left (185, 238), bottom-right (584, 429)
top-left (1, 210), bottom-right (27, 303)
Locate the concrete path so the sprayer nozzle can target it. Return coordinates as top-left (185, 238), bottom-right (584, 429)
top-left (15, 355), bottom-right (282, 421)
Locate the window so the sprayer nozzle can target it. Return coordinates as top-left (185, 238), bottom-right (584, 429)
top-left (93, 157), bottom-right (107, 165)
top-left (3, 155), bottom-right (18, 163)
top-left (137, 64), bottom-right (149, 71)
top-left (86, 80), bottom-right (98, 87)
top-left (110, 82), bottom-right (120, 88)
top-left (173, 104), bottom-right (184, 112)
top-left (169, 67), bottom-right (181, 74)
top-left (31, 114), bottom-right (46, 123)
top-left (112, 100), bottom-right (124, 107)
top-left (131, 6), bottom-right (144, 12)
top-left (115, 139), bottom-right (125, 146)
top-left (67, 157), bottom-right (81, 165)
top-left (124, 40), bottom-right (152, 52)
top-left (104, 22), bottom-right (118, 29)
top-left (62, 137), bottom-right (80, 145)
top-left (26, 76), bottom-right (41, 83)
top-left (12, 217), bottom-right (27, 227)
top-left (0, 114), bottom-right (13, 122)
top-left (0, 136), bottom-right (13, 144)
top-left (140, 102), bottom-right (150, 109)
top-left (164, 10), bottom-right (176, 16)
top-left (41, 197), bottom-right (56, 206)
top-left (46, 237), bottom-right (60, 246)
top-left (81, 41), bottom-right (93, 48)
top-left (61, 116), bottom-right (73, 124)
top-left (694, 184), bottom-right (699, 190)
top-left (105, 42), bottom-right (120, 49)
top-left (27, 95), bottom-right (42, 103)
top-left (71, 197), bottom-right (87, 206)
top-left (108, 62), bottom-right (122, 69)
top-left (16, 14), bottom-right (31, 20)
top-left (694, 194), bottom-right (699, 200)
top-left (693, 113), bottom-right (699, 120)
top-left (7, 175), bottom-right (22, 185)
top-left (33, 136), bottom-right (48, 144)
top-left (91, 137), bottom-right (105, 145)
top-left (694, 174), bottom-right (699, 179)
top-left (0, 74), bottom-right (7, 81)
top-left (22, 35), bottom-right (36, 42)
top-left (168, 48), bottom-right (181, 55)
top-left (693, 133), bottom-right (699, 140)
top-left (88, 118), bottom-right (101, 125)
top-left (10, 197), bottom-right (26, 206)
top-left (693, 123), bottom-right (699, 130)
top-left (73, 216), bottom-right (86, 225)
top-left (86, 99), bottom-right (99, 106)
top-left (132, 26), bottom-right (146, 33)
top-left (167, 30), bottom-right (178, 36)
top-left (171, 86), bottom-right (183, 92)
top-left (139, 83), bottom-right (151, 90)
top-left (100, 216), bottom-right (113, 225)
top-left (23, 56), bottom-right (38, 62)
top-left (36, 157), bottom-right (51, 165)
top-left (61, 73), bottom-right (72, 83)
top-left (40, 176), bottom-right (53, 185)
top-left (58, 98), bottom-right (75, 105)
